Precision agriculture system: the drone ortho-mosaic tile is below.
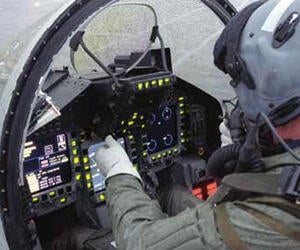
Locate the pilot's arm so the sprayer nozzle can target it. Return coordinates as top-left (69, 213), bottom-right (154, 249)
top-left (95, 136), bottom-right (225, 250)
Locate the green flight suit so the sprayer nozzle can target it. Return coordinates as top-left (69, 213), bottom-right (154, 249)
top-left (106, 151), bottom-right (300, 250)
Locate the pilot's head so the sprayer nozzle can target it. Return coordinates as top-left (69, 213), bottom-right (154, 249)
top-left (214, 0), bottom-right (300, 148)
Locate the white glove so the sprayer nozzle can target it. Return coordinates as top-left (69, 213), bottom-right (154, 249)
top-left (95, 135), bottom-right (142, 182)
top-left (219, 121), bottom-right (233, 147)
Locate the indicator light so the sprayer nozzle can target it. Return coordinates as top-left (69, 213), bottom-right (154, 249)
top-left (145, 82), bottom-right (150, 89)
top-left (158, 79), bottom-right (164, 86)
top-left (143, 151), bottom-right (148, 157)
top-left (83, 157), bottom-right (89, 164)
top-left (60, 197), bottom-right (67, 204)
top-left (140, 115), bottom-right (144, 120)
top-left (152, 156), bottom-right (156, 161)
top-left (73, 157), bottom-right (80, 165)
top-left (128, 121), bottom-right (134, 126)
top-left (168, 150), bottom-right (172, 155)
top-left (179, 103), bottom-right (184, 108)
top-left (141, 124), bottom-right (145, 129)
top-left (157, 154), bottom-right (162, 159)
top-left (121, 120), bottom-right (125, 125)
top-left (178, 97), bottom-right (185, 101)
top-left (71, 140), bottom-right (77, 147)
top-left (163, 152), bottom-right (167, 157)
top-left (49, 191), bottom-right (56, 197)
top-left (133, 165), bottom-right (139, 171)
top-left (76, 174), bottom-right (81, 181)
top-left (32, 197), bottom-right (39, 203)
top-left (72, 149), bottom-right (78, 155)
top-left (151, 80), bottom-right (157, 86)
top-left (128, 135), bottom-right (134, 140)
top-left (180, 110), bottom-right (185, 115)
top-left (165, 78), bottom-right (171, 83)
top-left (87, 183), bottom-right (92, 189)
top-left (99, 194), bottom-right (106, 201)
top-left (86, 173), bottom-right (91, 181)
top-left (137, 83), bottom-right (143, 90)
top-left (84, 165), bottom-right (90, 171)
top-left (181, 138), bottom-right (186, 143)
top-left (123, 129), bottom-right (127, 134)
top-left (174, 148), bottom-right (178, 153)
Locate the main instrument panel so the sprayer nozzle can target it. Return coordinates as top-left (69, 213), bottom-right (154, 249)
top-left (23, 52), bottom-right (221, 218)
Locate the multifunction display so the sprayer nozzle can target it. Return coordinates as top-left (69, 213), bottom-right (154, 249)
top-left (23, 133), bottom-right (72, 194)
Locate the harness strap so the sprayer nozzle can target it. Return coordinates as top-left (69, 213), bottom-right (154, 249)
top-left (235, 203), bottom-right (300, 241)
top-left (215, 204), bottom-right (249, 250)
top-left (246, 196), bottom-right (300, 219)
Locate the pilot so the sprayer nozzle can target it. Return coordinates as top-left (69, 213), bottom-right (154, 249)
top-left (96, 1), bottom-right (300, 249)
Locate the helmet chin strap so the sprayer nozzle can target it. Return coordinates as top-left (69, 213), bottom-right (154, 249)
top-left (259, 112), bottom-right (300, 162)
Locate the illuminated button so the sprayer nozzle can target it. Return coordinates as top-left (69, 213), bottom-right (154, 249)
top-left (87, 183), bottom-right (92, 189)
top-left (165, 78), bottom-right (171, 83)
top-left (141, 124), bottom-right (145, 129)
top-left (71, 140), bottom-right (77, 147)
top-left (128, 121), bottom-right (134, 126)
top-left (32, 197), bottom-right (39, 203)
top-left (83, 157), bottom-right (89, 164)
top-left (60, 197), bottom-right (67, 204)
top-left (158, 79), bottom-right (164, 86)
top-left (140, 115), bottom-right (144, 120)
top-left (123, 129), bottom-right (127, 134)
top-left (163, 152), bottom-right (167, 157)
top-left (157, 154), bottom-right (162, 159)
top-left (179, 103), bottom-right (184, 108)
top-left (49, 191), bottom-right (56, 198)
top-left (198, 147), bottom-right (205, 156)
top-left (73, 157), bottom-right (80, 165)
top-left (168, 150), bottom-right (172, 155)
top-left (181, 132), bottom-right (185, 136)
top-left (128, 135), bottom-right (134, 141)
top-left (84, 165), bottom-right (90, 171)
top-left (173, 148), bottom-right (179, 153)
top-left (76, 174), bottom-right (81, 181)
top-left (180, 110), bottom-right (185, 115)
top-left (178, 96), bottom-right (185, 101)
top-left (152, 156), bottom-right (156, 161)
top-left (121, 120), bottom-right (125, 125)
top-left (137, 83), bottom-right (143, 91)
top-left (99, 194), bottom-right (106, 201)
top-left (72, 149), bottom-right (78, 155)
top-left (145, 82), bottom-right (150, 89)
top-left (181, 138), bottom-right (186, 143)
top-left (143, 151), bottom-right (148, 157)
top-left (151, 80), bottom-right (157, 86)
top-left (86, 173), bottom-right (91, 181)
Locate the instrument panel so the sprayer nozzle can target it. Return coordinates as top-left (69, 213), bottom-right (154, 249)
top-left (23, 63), bottom-right (221, 217)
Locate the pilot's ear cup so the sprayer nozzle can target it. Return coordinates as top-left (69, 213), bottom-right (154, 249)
top-left (207, 144), bottom-right (241, 179)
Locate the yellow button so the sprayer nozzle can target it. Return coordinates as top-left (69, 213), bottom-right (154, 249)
top-left (73, 157), bottom-right (80, 165)
top-left (178, 96), bottom-right (185, 101)
top-left (158, 79), bottom-right (164, 86)
top-left (83, 157), bottom-right (89, 164)
top-left (86, 173), bottom-right (91, 181)
top-left (180, 110), bottom-right (185, 115)
top-left (141, 124), bottom-right (145, 129)
top-left (151, 80), bottom-right (157, 86)
top-left (71, 140), bottom-right (77, 147)
top-left (32, 197), bottom-right (39, 203)
top-left (128, 121), bottom-right (134, 126)
top-left (87, 183), bottom-right (92, 189)
top-left (76, 174), bottom-right (81, 181)
top-left (72, 149), bottom-right (78, 155)
top-left (165, 78), bottom-right (171, 83)
top-left (179, 103), bottom-right (184, 108)
top-left (84, 165), bottom-right (90, 171)
top-left (145, 82), bottom-right (150, 89)
top-left (99, 194), bottom-right (106, 201)
top-left (60, 197), bottom-right (67, 204)
top-left (49, 191), bottom-right (56, 197)
top-left (128, 135), bottom-right (134, 140)
top-left (137, 83), bottom-right (143, 91)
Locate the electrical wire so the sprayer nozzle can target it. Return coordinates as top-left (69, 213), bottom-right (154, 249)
top-left (260, 112), bottom-right (300, 162)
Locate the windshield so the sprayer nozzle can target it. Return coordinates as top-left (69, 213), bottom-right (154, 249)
top-left (52, 0), bottom-right (238, 100)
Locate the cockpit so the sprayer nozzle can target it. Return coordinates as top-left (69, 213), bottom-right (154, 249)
top-left (0, 1), bottom-right (256, 249)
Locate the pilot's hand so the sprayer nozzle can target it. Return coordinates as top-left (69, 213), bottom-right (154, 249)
top-left (219, 121), bottom-right (232, 147)
top-left (95, 135), bottom-right (142, 182)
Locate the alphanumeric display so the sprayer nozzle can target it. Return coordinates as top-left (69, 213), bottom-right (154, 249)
top-left (23, 133), bottom-right (71, 194)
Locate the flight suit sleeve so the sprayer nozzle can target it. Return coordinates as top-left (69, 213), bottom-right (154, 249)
top-left (105, 175), bottom-right (226, 250)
